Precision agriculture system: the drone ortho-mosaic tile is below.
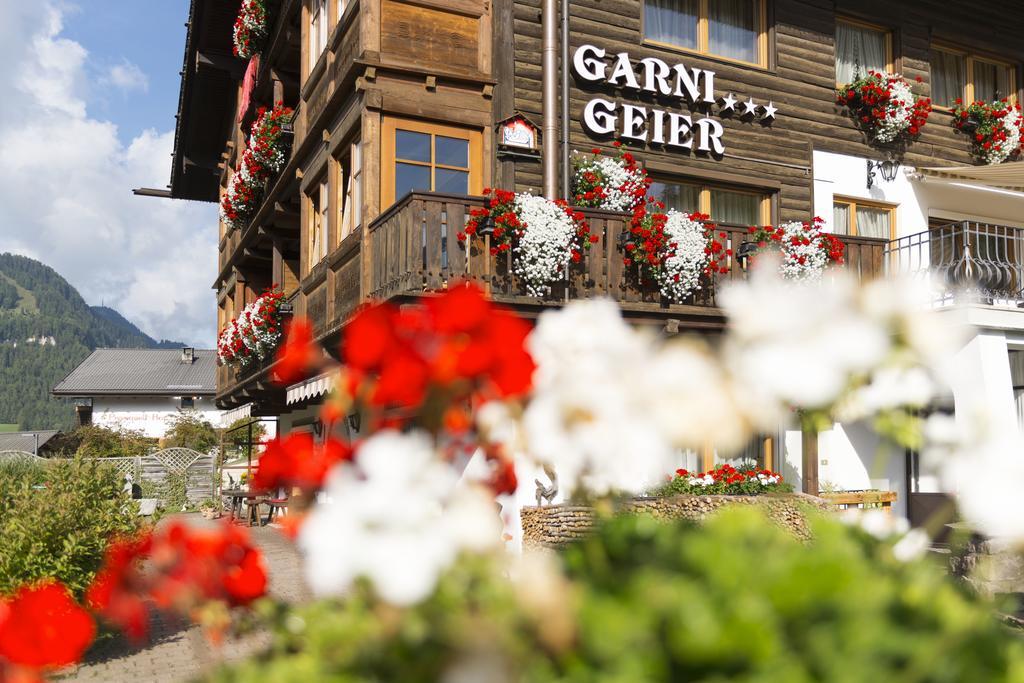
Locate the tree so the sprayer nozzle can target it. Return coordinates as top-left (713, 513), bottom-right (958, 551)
top-left (163, 410), bottom-right (219, 453)
top-left (223, 418), bottom-right (268, 448)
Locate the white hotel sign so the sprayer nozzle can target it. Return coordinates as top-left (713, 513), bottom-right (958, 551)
top-left (572, 44), bottom-right (777, 155)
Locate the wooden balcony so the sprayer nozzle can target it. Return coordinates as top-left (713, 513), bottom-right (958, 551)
top-left (367, 192), bottom-right (888, 323)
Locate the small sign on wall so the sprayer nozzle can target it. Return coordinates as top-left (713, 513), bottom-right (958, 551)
top-left (496, 113), bottom-right (541, 160)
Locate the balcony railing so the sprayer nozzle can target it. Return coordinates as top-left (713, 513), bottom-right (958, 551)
top-left (368, 192), bottom-right (888, 312)
top-left (885, 221), bottom-right (1024, 305)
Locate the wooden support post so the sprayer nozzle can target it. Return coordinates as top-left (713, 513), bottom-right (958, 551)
top-left (273, 78), bottom-right (284, 106)
top-left (802, 424), bottom-right (819, 497)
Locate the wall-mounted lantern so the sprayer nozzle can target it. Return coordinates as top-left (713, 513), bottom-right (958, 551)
top-left (867, 156), bottom-right (900, 188)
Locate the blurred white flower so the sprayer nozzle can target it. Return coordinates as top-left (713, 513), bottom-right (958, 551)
top-left (721, 268), bottom-right (889, 411)
top-left (837, 366), bottom-right (935, 421)
top-left (523, 300), bottom-right (675, 495)
top-left (926, 414), bottom-right (1024, 542)
top-left (299, 430), bottom-right (501, 605)
top-left (841, 508), bottom-right (910, 539)
top-left (893, 529), bottom-right (931, 562)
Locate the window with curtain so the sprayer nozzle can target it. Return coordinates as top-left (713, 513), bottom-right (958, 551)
top-left (832, 198), bottom-right (894, 239)
top-left (382, 118), bottom-right (482, 208)
top-left (650, 179), bottom-right (768, 225)
top-left (339, 140), bottom-right (362, 241)
top-left (643, 0), bottom-right (765, 66)
top-left (930, 46), bottom-right (1016, 107)
top-left (308, 179), bottom-right (328, 270)
top-left (835, 19), bottom-right (890, 85)
top-left (309, 0), bottom-right (328, 73)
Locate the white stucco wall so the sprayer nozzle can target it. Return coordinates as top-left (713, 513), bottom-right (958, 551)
top-left (810, 150), bottom-right (1024, 517)
top-left (92, 396), bottom-right (221, 439)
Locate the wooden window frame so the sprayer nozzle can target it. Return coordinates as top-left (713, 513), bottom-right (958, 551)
top-left (381, 117), bottom-right (483, 209)
top-left (930, 42), bottom-right (1018, 110)
top-left (308, 0), bottom-right (328, 74)
top-left (834, 16), bottom-right (894, 86)
top-left (650, 177), bottom-right (772, 226)
top-left (833, 196), bottom-right (897, 240)
top-left (641, 0), bottom-right (769, 69)
top-left (305, 175), bottom-right (329, 273)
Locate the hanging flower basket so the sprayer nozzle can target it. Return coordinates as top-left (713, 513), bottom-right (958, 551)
top-left (217, 288), bottom-right (287, 368)
top-left (571, 142), bottom-right (650, 214)
top-left (837, 71), bottom-right (931, 146)
top-left (621, 200), bottom-right (730, 303)
top-left (458, 189), bottom-right (596, 297)
top-left (220, 104), bottom-right (294, 231)
top-left (951, 99), bottom-right (1024, 165)
top-left (744, 218), bottom-right (845, 282)
top-left (233, 0), bottom-right (269, 59)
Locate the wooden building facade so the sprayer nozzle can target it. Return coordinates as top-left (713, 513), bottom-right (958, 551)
top-left (170, 0), bottom-right (1024, 509)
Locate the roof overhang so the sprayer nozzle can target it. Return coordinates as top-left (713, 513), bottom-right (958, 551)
top-left (169, 0), bottom-right (242, 202)
top-left (917, 162), bottom-right (1024, 192)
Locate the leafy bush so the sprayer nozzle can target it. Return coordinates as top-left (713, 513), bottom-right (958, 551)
top-left (209, 508), bottom-right (1024, 682)
top-left (160, 469), bottom-right (190, 512)
top-left (164, 410), bottom-right (219, 453)
top-left (0, 457), bottom-right (47, 498)
top-left (0, 458), bottom-right (139, 598)
top-left (69, 424), bottom-right (156, 459)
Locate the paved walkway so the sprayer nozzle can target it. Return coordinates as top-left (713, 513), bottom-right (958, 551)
top-left (62, 519), bottom-right (308, 683)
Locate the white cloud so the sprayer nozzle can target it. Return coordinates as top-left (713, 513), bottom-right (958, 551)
top-left (0, 2), bottom-right (218, 347)
top-left (102, 60), bottom-right (149, 93)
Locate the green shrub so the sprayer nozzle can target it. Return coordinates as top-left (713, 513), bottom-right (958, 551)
top-left (70, 424), bottom-right (156, 459)
top-left (160, 469), bottom-right (190, 512)
top-left (209, 508), bottom-right (1024, 682)
top-left (0, 457), bottom-right (47, 502)
top-left (164, 411), bottom-right (219, 453)
top-left (0, 458), bottom-right (139, 598)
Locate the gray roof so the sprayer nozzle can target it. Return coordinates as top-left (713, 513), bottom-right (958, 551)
top-left (52, 349), bottom-right (217, 396)
top-left (0, 430), bottom-right (59, 453)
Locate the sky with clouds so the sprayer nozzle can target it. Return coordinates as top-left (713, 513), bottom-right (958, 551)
top-left (0, 1), bottom-right (219, 347)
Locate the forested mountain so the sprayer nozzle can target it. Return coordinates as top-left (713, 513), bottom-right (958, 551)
top-left (0, 254), bottom-right (186, 430)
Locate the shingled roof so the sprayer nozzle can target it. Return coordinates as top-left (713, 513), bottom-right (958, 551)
top-left (52, 349), bottom-right (217, 397)
top-left (0, 430), bottom-right (59, 454)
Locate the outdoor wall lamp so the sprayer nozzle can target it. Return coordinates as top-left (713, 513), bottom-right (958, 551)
top-left (736, 241), bottom-right (760, 270)
top-left (867, 157), bottom-right (900, 188)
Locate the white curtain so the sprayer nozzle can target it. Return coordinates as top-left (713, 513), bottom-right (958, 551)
top-left (711, 189), bottom-right (759, 225)
top-left (1011, 351), bottom-right (1024, 429)
top-left (651, 181), bottom-right (700, 213)
top-left (856, 207), bottom-right (890, 239)
top-left (708, 0), bottom-right (757, 63)
top-left (645, 0), bottom-right (698, 48)
top-left (974, 61), bottom-right (999, 102)
top-left (835, 22), bottom-right (887, 84)
top-left (833, 202), bottom-right (851, 235)
top-left (931, 50), bottom-right (966, 108)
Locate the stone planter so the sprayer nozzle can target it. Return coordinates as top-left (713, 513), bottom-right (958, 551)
top-left (521, 494), bottom-right (832, 548)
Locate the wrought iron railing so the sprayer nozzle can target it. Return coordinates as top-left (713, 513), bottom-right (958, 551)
top-left (885, 221), bottom-right (1024, 305)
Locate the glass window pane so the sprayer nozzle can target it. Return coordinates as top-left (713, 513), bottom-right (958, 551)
top-left (856, 207), bottom-right (890, 239)
top-left (832, 202), bottom-right (851, 235)
top-left (644, 0), bottom-right (698, 49)
top-left (436, 136), bottom-right (469, 168)
top-left (436, 168), bottom-right (469, 194)
top-left (709, 0), bottom-right (757, 63)
top-left (395, 130), bottom-right (431, 163)
top-left (836, 22), bottom-right (887, 84)
top-left (930, 50), bottom-right (966, 108)
top-left (711, 189), bottom-right (760, 225)
top-left (649, 181), bottom-right (700, 212)
top-left (974, 61), bottom-right (1001, 102)
top-left (395, 162), bottom-right (431, 199)
top-left (714, 437), bottom-right (765, 469)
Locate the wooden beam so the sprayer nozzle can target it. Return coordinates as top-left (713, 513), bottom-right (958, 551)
top-left (802, 426), bottom-right (819, 497)
top-left (197, 51), bottom-right (244, 79)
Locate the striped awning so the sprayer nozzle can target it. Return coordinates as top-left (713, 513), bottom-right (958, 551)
top-left (220, 403), bottom-right (252, 425)
top-left (917, 162), bottom-right (1024, 191)
top-left (286, 371), bottom-right (335, 405)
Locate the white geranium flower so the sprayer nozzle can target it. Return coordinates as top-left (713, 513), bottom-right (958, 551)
top-left (299, 430), bottom-right (501, 605)
top-left (523, 300), bottom-right (675, 496)
top-left (512, 193), bottom-right (582, 297)
top-left (657, 211), bottom-right (711, 303)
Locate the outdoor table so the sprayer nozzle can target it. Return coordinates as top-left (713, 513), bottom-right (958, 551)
top-left (222, 489), bottom-right (266, 527)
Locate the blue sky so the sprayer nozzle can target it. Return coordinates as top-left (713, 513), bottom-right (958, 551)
top-left (61, 1), bottom-right (190, 148)
top-left (0, 1), bottom-right (220, 347)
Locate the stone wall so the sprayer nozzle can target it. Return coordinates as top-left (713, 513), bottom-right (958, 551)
top-left (521, 494), bottom-right (833, 548)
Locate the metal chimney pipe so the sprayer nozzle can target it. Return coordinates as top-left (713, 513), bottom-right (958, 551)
top-left (541, 0), bottom-right (558, 199)
top-left (560, 0), bottom-right (571, 200)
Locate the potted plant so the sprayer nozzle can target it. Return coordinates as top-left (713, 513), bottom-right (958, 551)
top-left (198, 499), bottom-right (222, 520)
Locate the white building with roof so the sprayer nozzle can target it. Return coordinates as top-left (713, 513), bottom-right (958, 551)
top-left (52, 348), bottom-right (222, 439)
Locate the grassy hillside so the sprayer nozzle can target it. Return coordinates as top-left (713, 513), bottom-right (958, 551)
top-left (0, 254), bottom-right (186, 430)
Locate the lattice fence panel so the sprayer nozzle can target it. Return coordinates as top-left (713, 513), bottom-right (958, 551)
top-left (0, 450), bottom-right (43, 462)
top-left (152, 447), bottom-right (204, 473)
